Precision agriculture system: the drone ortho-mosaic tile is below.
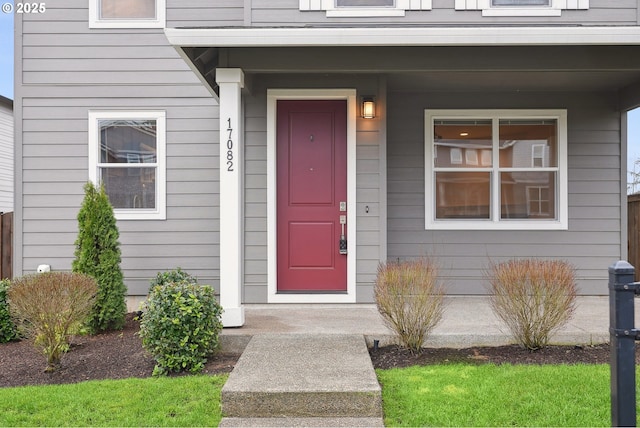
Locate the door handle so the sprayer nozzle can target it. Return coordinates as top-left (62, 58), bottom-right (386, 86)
top-left (339, 215), bottom-right (347, 255)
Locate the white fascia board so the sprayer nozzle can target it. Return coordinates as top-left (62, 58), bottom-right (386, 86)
top-left (165, 26), bottom-right (640, 48)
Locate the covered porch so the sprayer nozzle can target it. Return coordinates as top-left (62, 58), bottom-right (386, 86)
top-left (166, 27), bottom-right (640, 327)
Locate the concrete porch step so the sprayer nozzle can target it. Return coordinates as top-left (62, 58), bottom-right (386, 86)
top-left (221, 334), bottom-right (383, 419)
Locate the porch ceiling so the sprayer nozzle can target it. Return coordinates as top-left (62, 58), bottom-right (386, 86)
top-left (385, 70), bottom-right (640, 92)
top-left (178, 44), bottom-right (640, 109)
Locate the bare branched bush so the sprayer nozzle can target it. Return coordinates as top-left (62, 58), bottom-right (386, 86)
top-left (486, 259), bottom-right (577, 350)
top-left (8, 272), bottom-right (98, 371)
top-left (375, 258), bottom-right (445, 354)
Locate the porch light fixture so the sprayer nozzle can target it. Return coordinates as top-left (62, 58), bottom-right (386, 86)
top-left (361, 97), bottom-right (375, 119)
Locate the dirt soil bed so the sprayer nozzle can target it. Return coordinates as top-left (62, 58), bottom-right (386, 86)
top-left (369, 342), bottom-right (632, 369)
top-left (0, 314), bottom-right (635, 388)
top-left (0, 314), bottom-right (238, 388)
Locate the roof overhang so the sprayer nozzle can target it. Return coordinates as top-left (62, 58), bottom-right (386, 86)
top-left (165, 26), bottom-right (640, 48)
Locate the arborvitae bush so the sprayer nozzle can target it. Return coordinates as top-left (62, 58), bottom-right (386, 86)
top-left (486, 259), bottom-right (577, 350)
top-left (72, 182), bottom-right (127, 333)
top-left (139, 276), bottom-right (223, 376)
top-left (0, 279), bottom-right (18, 343)
top-left (375, 258), bottom-right (446, 354)
top-left (8, 272), bottom-right (97, 371)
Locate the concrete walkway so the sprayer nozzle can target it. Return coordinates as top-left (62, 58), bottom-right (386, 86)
top-left (217, 296), bottom-right (622, 427)
top-left (220, 334), bottom-right (383, 427)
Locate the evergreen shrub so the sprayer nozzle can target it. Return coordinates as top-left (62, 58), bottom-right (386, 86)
top-left (149, 267), bottom-right (197, 290)
top-left (139, 276), bottom-right (223, 376)
top-left (0, 279), bottom-right (18, 343)
top-left (72, 182), bottom-right (127, 333)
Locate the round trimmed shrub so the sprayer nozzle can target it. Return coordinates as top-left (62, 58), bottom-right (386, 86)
top-left (139, 280), bottom-right (223, 376)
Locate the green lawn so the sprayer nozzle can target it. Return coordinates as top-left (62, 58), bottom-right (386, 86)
top-left (0, 375), bottom-right (227, 427)
top-left (0, 365), bottom-right (634, 427)
top-left (378, 363), bottom-right (618, 427)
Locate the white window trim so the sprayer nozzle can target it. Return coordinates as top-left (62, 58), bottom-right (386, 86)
top-left (299, 0), bottom-right (431, 17)
top-left (454, 0), bottom-right (588, 17)
top-left (424, 109), bottom-right (568, 231)
top-left (88, 111), bottom-right (166, 220)
top-left (89, 0), bottom-right (166, 29)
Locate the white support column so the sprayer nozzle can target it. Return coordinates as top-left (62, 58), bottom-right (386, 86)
top-left (216, 68), bottom-right (245, 327)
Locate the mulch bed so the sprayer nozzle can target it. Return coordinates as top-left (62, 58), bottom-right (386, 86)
top-left (0, 313), bottom-right (636, 388)
top-left (0, 314), bottom-right (238, 388)
top-left (369, 343), bottom-right (622, 369)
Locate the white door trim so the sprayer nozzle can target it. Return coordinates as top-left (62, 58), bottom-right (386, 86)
top-left (267, 89), bottom-right (357, 303)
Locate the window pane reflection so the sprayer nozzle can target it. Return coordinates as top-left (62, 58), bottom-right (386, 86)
top-left (434, 120), bottom-right (492, 168)
top-left (435, 172), bottom-right (490, 219)
top-left (101, 0), bottom-right (156, 19)
top-left (102, 167), bottom-right (156, 209)
top-left (99, 119), bottom-right (157, 164)
top-left (499, 120), bottom-right (557, 168)
top-left (501, 172), bottom-right (555, 219)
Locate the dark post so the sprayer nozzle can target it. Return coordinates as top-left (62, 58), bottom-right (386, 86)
top-left (609, 260), bottom-right (637, 427)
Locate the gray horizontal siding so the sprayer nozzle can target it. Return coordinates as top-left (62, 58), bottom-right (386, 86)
top-left (21, 99), bottom-right (220, 294)
top-left (161, 0), bottom-right (638, 29)
top-left (387, 90), bottom-right (621, 295)
top-left (19, 5), bottom-right (220, 296)
top-left (248, 0), bottom-right (636, 27)
top-left (167, 0), bottom-right (244, 27)
top-left (29, 0), bottom-right (639, 35)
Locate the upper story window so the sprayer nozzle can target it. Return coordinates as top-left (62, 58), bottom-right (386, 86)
top-left (88, 111), bottom-right (166, 220)
top-left (492, 0), bottom-right (550, 5)
top-left (425, 110), bottom-right (568, 230)
top-left (455, 0), bottom-right (588, 16)
top-left (299, 0), bottom-right (431, 17)
top-left (89, 0), bottom-right (166, 28)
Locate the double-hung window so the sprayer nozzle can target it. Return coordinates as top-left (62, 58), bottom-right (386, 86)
top-left (425, 109), bottom-right (567, 230)
top-left (88, 111), bottom-right (166, 220)
top-left (89, 0), bottom-right (165, 28)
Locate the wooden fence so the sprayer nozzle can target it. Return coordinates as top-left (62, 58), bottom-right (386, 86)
top-left (0, 212), bottom-right (12, 279)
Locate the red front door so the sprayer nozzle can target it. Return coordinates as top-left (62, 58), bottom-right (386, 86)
top-left (277, 100), bottom-right (347, 292)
